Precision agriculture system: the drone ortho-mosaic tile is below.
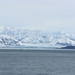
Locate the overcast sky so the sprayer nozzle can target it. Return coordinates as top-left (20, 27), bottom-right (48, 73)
top-left (0, 0), bottom-right (75, 33)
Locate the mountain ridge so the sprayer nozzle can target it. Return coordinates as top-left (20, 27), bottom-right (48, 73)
top-left (0, 26), bottom-right (75, 47)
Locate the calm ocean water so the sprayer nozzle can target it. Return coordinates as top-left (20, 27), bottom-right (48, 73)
top-left (0, 49), bottom-right (75, 75)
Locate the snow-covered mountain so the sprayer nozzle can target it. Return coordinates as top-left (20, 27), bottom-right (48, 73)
top-left (49, 32), bottom-right (75, 46)
top-left (0, 35), bottom-right (23, 47)
top-left (0, 26), bottom-right (75, 47)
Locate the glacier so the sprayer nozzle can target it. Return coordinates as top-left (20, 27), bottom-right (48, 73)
top-left (0, 26), bottom-right (75, 47)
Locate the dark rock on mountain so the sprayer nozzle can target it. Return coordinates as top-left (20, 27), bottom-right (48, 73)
top-left (61, 46), bottom-right (75, 49)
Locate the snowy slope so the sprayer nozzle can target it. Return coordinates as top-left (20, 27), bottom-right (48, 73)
top-left (0, 35), bottom-right (23, 47)
top-left (49, 32), bottom-right (75, 46)
top-left (0, 26), bottom-right (75, 47)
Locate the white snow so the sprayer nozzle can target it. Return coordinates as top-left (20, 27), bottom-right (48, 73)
top-left (0, 26), bottom-right (75, 47)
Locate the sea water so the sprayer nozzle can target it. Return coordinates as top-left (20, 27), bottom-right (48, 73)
top-left (0, 49), bottom-right (75, 75)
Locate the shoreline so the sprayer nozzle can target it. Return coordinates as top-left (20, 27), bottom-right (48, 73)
top-left (0, 49), bottom-right (75, 53)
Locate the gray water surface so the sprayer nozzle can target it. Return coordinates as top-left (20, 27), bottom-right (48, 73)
top-left (0, 49), bottom-right (75, 75)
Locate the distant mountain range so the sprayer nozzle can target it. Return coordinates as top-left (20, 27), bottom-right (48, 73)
top-left (0, 26), bottom-right (75, 47)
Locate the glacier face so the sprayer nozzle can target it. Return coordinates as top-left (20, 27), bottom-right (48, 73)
top-left (0, 26), bottom-right (75, 47)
